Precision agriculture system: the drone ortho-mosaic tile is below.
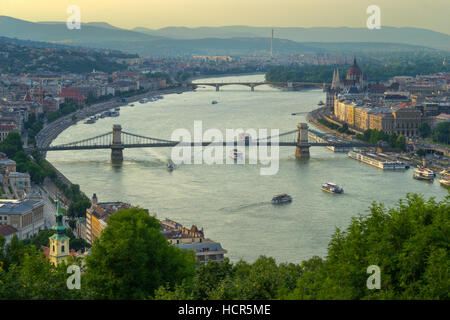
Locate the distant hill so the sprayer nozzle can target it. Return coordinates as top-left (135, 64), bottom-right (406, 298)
top-left (0, 36), bottom-right (134, 74)
top-left (0, 16), bottom-right (447, 56)
top-left (134, 26), bottom-right (450, 51)
top-left (0, 16), bottom-right (160, 43)
top-left (38, 21), bottom-right (124, 30)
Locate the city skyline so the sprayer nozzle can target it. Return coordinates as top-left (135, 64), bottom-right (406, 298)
top-left (1, 0), bottom-right (449, 35)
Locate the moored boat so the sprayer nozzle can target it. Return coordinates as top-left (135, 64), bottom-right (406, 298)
top-left (439, 169), bottom-right (450, 187)
top-left (84, 118), bottom-right (96, 124)
top-left (271, 194), bottom-right (292, 204)
top-left (413, 166), bottom-right (435, 181)
top-left (321, 182), bottom-right (344, 194)
top-left (348, 150), bottom-right (409, 170)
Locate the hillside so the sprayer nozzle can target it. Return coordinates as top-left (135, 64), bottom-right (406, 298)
top-left (134, 26), bottom-right (450, 51)
top-left (0, 36), bottom-right (135, 74)
top-left (0, 16), bottom-right (448, 56)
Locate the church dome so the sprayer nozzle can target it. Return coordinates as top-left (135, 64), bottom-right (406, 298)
top-left (346, 57), bottom-right (362, 80)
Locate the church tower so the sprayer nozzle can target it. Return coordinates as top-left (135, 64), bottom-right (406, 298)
top-left (48, 200), bottom-right (70, 266)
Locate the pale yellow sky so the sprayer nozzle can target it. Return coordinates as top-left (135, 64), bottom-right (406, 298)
top-left (1, 0), bottom-right (449, 34)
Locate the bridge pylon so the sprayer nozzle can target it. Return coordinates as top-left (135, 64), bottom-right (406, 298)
top-left (296, 123), bottom-right (310, 159)
top-left (111, 124), bottom-right (124, 161)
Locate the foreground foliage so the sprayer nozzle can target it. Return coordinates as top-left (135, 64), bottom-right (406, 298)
top-left (157, 194), bottom-right (449, 300)
top-left (0, 194), bottom-right (448, 299)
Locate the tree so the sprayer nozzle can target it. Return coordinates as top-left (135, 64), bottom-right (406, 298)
top-left (418, 123), bottom-right (431, 138)
top-left (416, 149), bottom-right (426, 157)
top-left (395, 135), bottom-right (406, 151)
top-left (288, 194), bottom-right (449, 300)
top-left (432, 122), bottom-right (450, 145)
top-left (84, 208), bottom-right (196, 299)
top-left (0, 249), bottom-right (81, 299)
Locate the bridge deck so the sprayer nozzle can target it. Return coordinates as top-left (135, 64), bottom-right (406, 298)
top-left (40, 141), bottom-right (371, 151)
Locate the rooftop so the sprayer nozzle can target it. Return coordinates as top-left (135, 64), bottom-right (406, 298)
top-left (0, 199), bottom-right (44, 215)
top-left (0, 224), bottom-right (17, 236)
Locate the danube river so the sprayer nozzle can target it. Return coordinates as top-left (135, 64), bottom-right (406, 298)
top-left (47, 74), bottom-right (448, 263)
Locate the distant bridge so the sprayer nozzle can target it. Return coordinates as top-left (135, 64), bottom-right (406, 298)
top-left (186, 81), bottom-right (329, 91)
top-left (38, 123), bottom-right (373, 161)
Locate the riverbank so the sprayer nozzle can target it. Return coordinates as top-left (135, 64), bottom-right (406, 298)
top-left (307, 106), bottom-right (356, 141)
top-left (36, 86), bottom-right (191, 150)
top-left (307, 106), bottom-right (449, 173)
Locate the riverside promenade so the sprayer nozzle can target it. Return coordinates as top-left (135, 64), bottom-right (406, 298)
top-left (35, 87), bottom-right (190, 151)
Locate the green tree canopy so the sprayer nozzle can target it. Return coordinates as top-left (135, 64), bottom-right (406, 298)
top-left (288, 194), bottom-right (449, 300)
top-left (418, 123), bottom-right (432, 138)
top-left (84, 207), bottom-right (196, 299)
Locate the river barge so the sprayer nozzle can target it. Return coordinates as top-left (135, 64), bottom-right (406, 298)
top-left (348, 150), bottom-right (409, 170)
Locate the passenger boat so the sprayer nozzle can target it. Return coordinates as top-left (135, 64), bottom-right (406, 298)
top-left (109, 111), bottom-right (120, 117)
top-left (129, 104), bottom-right (134, 107)
top-left (166, 160), bottom-right (175, 172)
top-left (114, 107), bottom-right (120, 111)
top-left (413, 166), bottom-right (435, 181)
top-left (348, 150), bottom-right (409, 170)
top-left (271, 194), bottom-right (292, 204)
top-left (321, 182), bottom-right (344, 194)
top-left (239, 133), bottom-right (251, 145)
top-left (439, 170), bottom-right (450, 187)
top-left (84, 117), bottom-right (96, 124)
top-left (139, 98), bottom-right (148, 104)
top-left (230, 148), bottom-right (243, 160)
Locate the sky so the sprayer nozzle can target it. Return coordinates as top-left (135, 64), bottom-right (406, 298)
top-left (1, 0), bottom-right (449, 34)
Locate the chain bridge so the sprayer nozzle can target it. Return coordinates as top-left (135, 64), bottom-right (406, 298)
top-left (38, 123), bottom-right (374, 161)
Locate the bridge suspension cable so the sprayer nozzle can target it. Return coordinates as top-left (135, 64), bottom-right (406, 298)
top-left (121, 131), bottom-right (178, 145)
top-left (49, 132), bottom-right (112, 149)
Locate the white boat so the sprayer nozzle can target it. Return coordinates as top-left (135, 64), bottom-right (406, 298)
top-left (321, 182), bottom-right (344, 194)
top-left (413, 166), bottom-right (435, 181)
top-left (348, 150), bottom-right (409, 170)
top-left (439, 170), bottom-right (450, 186)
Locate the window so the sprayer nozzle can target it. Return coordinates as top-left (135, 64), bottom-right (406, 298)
top-left (62, 245), bottom-right (65, 253)
top-left (53, 246), bottom-right (55, 252)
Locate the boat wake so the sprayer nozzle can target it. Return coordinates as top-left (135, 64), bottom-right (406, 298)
top-left (219, 201), bottom-right (269, 213)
